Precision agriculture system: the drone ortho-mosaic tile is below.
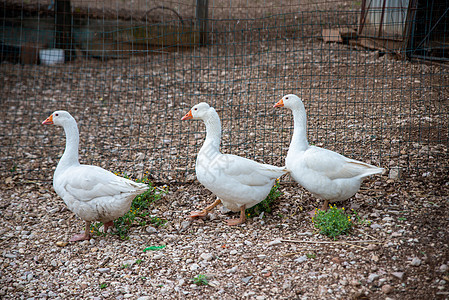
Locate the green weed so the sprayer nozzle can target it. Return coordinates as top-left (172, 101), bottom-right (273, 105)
top-left (246, 180), bottom-right (282, 218)
top-left (312, 205), bottom-right (353, 240)
top-left (192, 274), bottom-right (209, 286)
top-left (99, 283), bottom-right (108, 289)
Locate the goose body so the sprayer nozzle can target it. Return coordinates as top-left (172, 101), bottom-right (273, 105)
top-left (274, 94), bottom-right (384, 212)
top-left (42, 111), bottom-right (148, 241)
top-left (182, 102), bottom-right (287, 225)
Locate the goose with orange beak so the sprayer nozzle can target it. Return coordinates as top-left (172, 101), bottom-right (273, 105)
top-left (273, 94), bottom-right (384, 215)
top-left (182, 102), bottom-right (288, 225)
top-left (42, 110), bottom-right (149, 241)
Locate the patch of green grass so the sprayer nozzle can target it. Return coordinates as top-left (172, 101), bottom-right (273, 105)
top-left (99, 283), bottom-right (108, 289)
top-left (312, 205), bottom-right (353, 240)
top-left (192, 274), bottom-right (209, 286)
top-left (91, 173), bottom-right (168, 240)
top-left (135, 259), bottom-right (143, 265)
top-left (246, 180), bottom-right (282, 218)
top-left (306, 253), bottom-right (316, 259)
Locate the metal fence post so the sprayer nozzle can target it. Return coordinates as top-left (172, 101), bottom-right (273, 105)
top-left (196, 0), bottom-right (209, 45)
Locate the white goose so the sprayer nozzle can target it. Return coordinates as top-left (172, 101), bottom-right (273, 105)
top-left (274, 94), bottom-right (384, 214)
top-left (42, 111), bottom-right (148, 241)
top-left (181, 103), bottom-right (288, 225)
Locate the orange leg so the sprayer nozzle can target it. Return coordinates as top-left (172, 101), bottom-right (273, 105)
top-left (103, 221), bottom-right (114, 233)
top-left (190, 199), bottom-right (222, 218)
top-left (69, 221), bottom-right (91, 242)
top-left (226, 205), bottom-right (246, 226)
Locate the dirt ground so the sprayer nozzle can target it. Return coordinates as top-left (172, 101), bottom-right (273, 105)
top-left (1, 1), bottom-right (449, 299)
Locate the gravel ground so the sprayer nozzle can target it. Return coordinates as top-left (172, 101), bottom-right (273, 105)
top-left (1, 1), bottom-right (449, 299)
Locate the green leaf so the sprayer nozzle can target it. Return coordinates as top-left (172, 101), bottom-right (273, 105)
top-left (143, 245), bottom-right (166, 252)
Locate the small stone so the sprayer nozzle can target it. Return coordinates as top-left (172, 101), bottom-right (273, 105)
top-left (209, 280), bottom-right (220, 287)
top-left (257, 254), bottom-right (267, 259)
top-left (181, 221), bottom-right (191, 230)
top-left (219, 206), bottom-right (231, 214)
top-left (391, 232), bottom-right (402, 237)
top-left (241, 276), bottom-right (253, 284)
top-left (389, 167), bottom-right (402, 179)
top-left (208, 213), bottom-right (217, 221)
top-left (439, 264), bottom-right (448, 272)
top-left (367, 273), bottom-right (379, 283)
top-left (382, 216), bottom-right (394, 222)
top-left (146, 226), bottom-right (157, 234)
top-left (55, 241), bottom-right (68, 247)
top-left (268, 239), bottom-right (282, 246)
top-left (48, 291), bottom-right (57, 297)
top-left (350, 279), bottom-right (361, 286)
top-left (4, 253), bottom-right (17, 259)
top-left (367, 244), bottom-right (378, 251)
top-left (391, 272), bottom-right (404, 280)
top-left (229, 250), bottom-right (238, 255)
top-left (190, 263), bottom-right (200, 271)
top-left (153, 254), bottom-right (163, 260)
top-left (370, 223), bottom-right (383, 230)
top-left (410, 257), bottom-right (422, 266)
top-left (200, 253), bottom-right (213, 261)
top-left (226, 266), bottom-right (238, 273)
top-left (295, 255), bottom-right (308, 263)
top-left (256, 296), bottom-right (265, 300)
top-left (80, 282), bottom-right (88, 289)
top-left (137, 296), bottom-right (151, 300)
top-left (382, 284), bottom-right (393, 294)
top-left (98, 268), bottom-right (110, 273)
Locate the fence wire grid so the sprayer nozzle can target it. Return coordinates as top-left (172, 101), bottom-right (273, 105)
top-left (1, 0), bottom-right (448, 184)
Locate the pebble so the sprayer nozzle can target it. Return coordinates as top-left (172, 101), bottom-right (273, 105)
top-left (382, 284), bottom-right (393, 294)
top-left (382, 216), bottom-right (394, 222)
top-left (209, 280), bottom-right (220, 287)
top-left (257, 254), bottom-right (267, 259)
top-left (294, 255), bottom-right (308, 263)
top-left (98, 268), bottom-right (110, 273)
top-left (229, 250), bottom-right (238, 255)
top-left (4, 253), bottom-right (17, 259)
top-left (137, 296), bottom-right (151, 300)
top-left (410, 257), bottom-right (422, 266)
top-left (153, 254), bottom-right (163, 260)
top-left (226, 266), bottom-right (238, 273)
top-left (241, 276), bottom-right (253, 284)
top-left (350, 279), bottom-right (361, 286)
top-left (268, 239), bottom-right (282, 246)
top-left (391, 231), bottom-right (402, 237)
top-left (370, 223), bottom-right (382, 230)
top-left (190, 263), bottom-right (200, 271)
top-left (180, 221), bottom-right (191, 231)
top-left (440, 264), bottom-right (448, 272)
top-left (200, 253), bottom-right (213, 261)
top-left (146, 226), bottom-right (157, 234)
top-left (55, 241), bottom-right (68, 247)
top-left (256, 296), bottom-right (265, 300)
top-left (392, 272), bottom-right (404, 280)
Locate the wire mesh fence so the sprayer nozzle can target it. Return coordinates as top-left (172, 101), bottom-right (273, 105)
top-left (1, 0), bottom-right (448, 184)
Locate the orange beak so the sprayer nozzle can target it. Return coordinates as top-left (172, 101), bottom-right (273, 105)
top-left (273, 99), bottom-right (284, 108)
top-left (42, 114), bottom-right (54, 125)
top-left (181, 110), bottom-right (193, 121)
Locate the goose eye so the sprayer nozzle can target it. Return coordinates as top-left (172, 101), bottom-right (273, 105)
top-left (285, 97), bottom-right (289, 100)
top-left (194, 108), bottom-right (198, 111)
top-left (55, 113), bottom-right (59, 116)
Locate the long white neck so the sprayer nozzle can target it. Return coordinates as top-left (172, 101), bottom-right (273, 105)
top-left (289, 106), bottom-right (309, 152)
top-left (56, 119), bottom-right (80, 175)
top-left (199, 108), bottom-right (222, 155)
